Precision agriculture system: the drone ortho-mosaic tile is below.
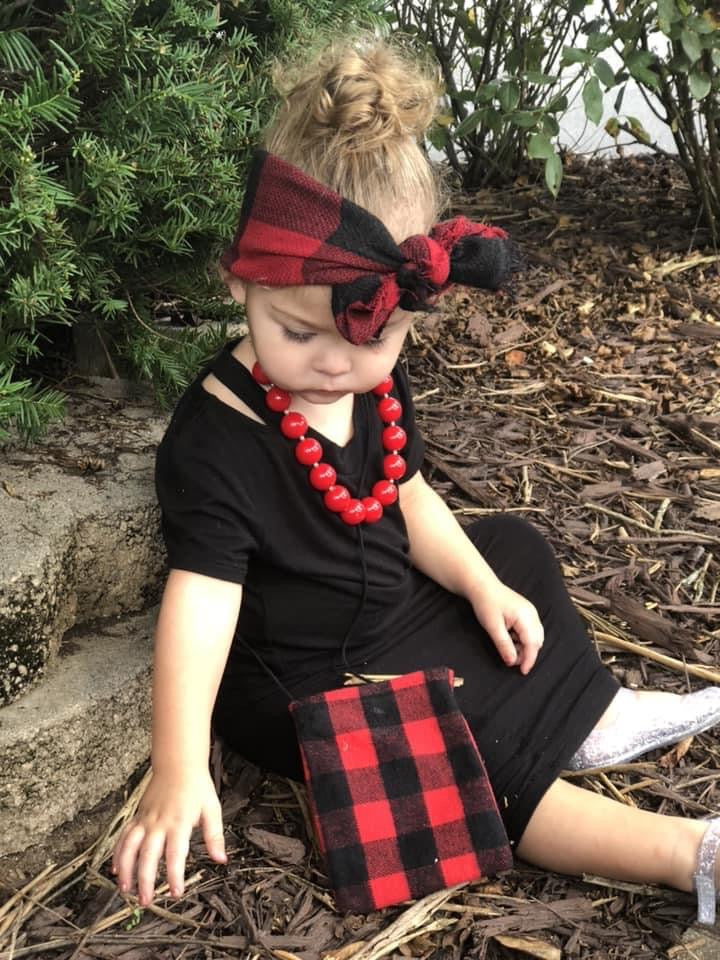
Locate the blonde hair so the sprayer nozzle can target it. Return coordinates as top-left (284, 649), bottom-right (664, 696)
top-left (262, 36), bottom-right (444, 235)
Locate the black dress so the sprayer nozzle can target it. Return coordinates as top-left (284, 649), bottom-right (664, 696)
top-left (156, 341), bottom-right (618, 844)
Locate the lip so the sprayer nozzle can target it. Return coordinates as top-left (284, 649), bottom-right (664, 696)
top-left (297, 389), bottom-right (347, 403)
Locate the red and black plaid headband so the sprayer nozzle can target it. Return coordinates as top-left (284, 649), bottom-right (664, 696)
top-left (223, 149), bottom-right (517, 345)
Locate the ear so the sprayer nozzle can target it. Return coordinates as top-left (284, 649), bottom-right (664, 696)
top-left (220, 267), bottom-right (247, 306)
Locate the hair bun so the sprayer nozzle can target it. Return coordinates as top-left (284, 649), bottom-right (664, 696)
top-left (312, 43), bottom-right (436, 147)
top-left (262, 37), bottom-right (443, 230)
top-left (272, 39), bottom-right (439, 153)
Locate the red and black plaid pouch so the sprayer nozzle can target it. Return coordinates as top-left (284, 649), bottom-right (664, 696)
top-left (289, 667), bottom-right (512, 912)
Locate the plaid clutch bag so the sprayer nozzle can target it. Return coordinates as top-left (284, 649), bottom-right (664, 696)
top-left (289, 667), bottom-right (512, 912)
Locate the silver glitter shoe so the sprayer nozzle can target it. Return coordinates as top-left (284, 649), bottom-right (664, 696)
top-left (568, 687), bottom-right (720, 771)
top-left (694, 819), bottom-right (720, 925)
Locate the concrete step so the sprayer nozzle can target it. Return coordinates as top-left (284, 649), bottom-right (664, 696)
top-left (0, 381), bottom-right (167, 706)
top-left (0, 607), bottom-right (155, 859)
top-left (0, 382), bottom-right (167, 863)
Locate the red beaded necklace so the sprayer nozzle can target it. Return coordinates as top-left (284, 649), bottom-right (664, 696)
top-left (251, 362), bottom-right (407, 525)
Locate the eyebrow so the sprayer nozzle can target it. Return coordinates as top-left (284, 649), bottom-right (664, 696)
top-left (272, 303), bottom-right (403, 331)
top-left (271, 306), bottom-right (322, 329)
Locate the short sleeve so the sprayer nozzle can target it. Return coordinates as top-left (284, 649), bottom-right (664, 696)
top-left (392, 361), bottom-right (425, 482)
top-left (155, 413), bottom-right (261, 584)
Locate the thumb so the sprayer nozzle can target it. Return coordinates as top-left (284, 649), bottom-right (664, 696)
top-left (201, 805), bottom-right (227, 864)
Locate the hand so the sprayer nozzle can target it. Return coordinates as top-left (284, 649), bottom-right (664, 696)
top-left (112, 769), bottom-right (227, 906)
top-left (469, 577), bottom-right (544, 675)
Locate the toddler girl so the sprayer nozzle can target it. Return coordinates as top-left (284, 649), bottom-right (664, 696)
top-left (113, 37), bottom-right (720, 923)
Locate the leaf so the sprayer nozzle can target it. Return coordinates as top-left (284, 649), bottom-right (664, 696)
top-left (561, 46), bottom-right (593, 65)
top-left (511, 110), bottom-right (539, 127)
top-left (499, 79), bottom-right (520, 113)
top-left (505, 349), bottom-right (527, 368)
top-left (605, 116), bottom-right (620, 137)
top-left (524, 71), bottom-right (556, 85)
top-left (593, 56), bottom-right (616, 87)
top-left (426, 124), bottom-right (449, 150)
top-left (657, 0), bottom-right (677, 34)
top-left (587, 31), bottom-right (614, 52)
top-left (689, 68), bottom-right (711, 100)
top-left (680, 28), bottom-right (702, 62)
top-left (493, 934), bottom-right (561, 960)
top-left (547, 93), bottom-right (568, 113)
top-left (245, 827), bottom-right (306, 865)
top-left (544, 153), bottom-right (563, 197)
top-left (454, 107), bottom-right (484, 137)
top-left (626, 115), bottom-right (652, 144)
top-left (542, 115), bottom-right (560, 137)
top-left (528, 132), bottom-right (554, 159)
top-left (582, 76), bottom-right (603, 124)
top-left (614, 83), bottom-right (627, 112)
top-left (627, 50), bottom-right (660, 88)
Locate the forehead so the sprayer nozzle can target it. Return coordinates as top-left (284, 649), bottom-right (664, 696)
top-left (261, 283), bottom-right (332, 317)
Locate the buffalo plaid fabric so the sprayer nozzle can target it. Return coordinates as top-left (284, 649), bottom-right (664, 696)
top-left (223, 150), bottom-right (518, 344)
top-left (289, 668), bottom-right (512, 913)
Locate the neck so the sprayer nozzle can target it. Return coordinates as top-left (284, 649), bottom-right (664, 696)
top-left (234, 336), bottom-right (355, 445)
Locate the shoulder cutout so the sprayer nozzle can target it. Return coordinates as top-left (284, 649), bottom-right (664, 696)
top-left (201, 371), bottom-right (265, 424)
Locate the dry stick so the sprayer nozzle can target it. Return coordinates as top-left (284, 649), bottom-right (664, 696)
top-left (347, 886), bottom-right (461, 960)
top-left (0, 768), bottom-right (154, 950)
top-left (587, 624), bottom-right (720, 685)
top-left (597, 771), bottom-right (635, 807)
top-left (583, 501), bottom-right (719, 544)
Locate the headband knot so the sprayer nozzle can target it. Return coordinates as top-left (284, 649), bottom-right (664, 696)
top-left (224, 150), bottom-right (518, 344)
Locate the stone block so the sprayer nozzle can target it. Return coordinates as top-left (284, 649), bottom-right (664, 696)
top-left (0, 609), bottom-right (155, 858)
top-left (0, 391), bottom-right (168, 704)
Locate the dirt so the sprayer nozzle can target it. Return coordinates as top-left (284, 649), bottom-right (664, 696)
top-left (2, 154), bottom-right (719, 960)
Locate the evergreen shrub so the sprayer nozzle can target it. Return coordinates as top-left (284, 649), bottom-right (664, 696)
top-left (0, 0), bottom-right (383, 439)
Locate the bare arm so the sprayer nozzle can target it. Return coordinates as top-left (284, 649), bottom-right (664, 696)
top-left (113, 569), bottom-right (242, 904)
top-left (399, 471), bottom-right (499, 596)
top-left (399, 472), bottom-right (543, 673)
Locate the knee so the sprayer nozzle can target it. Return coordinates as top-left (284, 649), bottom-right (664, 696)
top-left (465, 514), bottom-right (564, 595)
top-left (466, 514), bottom-right (557, 564)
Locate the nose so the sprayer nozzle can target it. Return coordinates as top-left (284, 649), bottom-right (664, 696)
top-left (312, 345), bottom-right (353, 379)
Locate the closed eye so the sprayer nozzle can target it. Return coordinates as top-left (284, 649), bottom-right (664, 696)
top-left (282, 328), bottom-right (315, 344)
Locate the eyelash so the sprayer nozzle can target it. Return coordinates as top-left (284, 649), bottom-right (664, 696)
top-left (282, 329), bottom-right (314, 343)
top-left (282, 328), bottom-right (387, 349)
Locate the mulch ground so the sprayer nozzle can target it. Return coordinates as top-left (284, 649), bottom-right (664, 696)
top-left (2, 154), bottom-right (720, 960)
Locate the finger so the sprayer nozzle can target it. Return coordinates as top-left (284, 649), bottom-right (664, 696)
top-left (114, 822), bottom-right (146, 895)
top-left (201, 804), bottom-right (227, 865)
top-left (513, 618), bottom-right (545, 675)
top-left (136, 830), bottom-right (167, 906)
top-left (165, 830), bottom-right (190, 899)
top-left (485, 617), bottom-right (519, 667)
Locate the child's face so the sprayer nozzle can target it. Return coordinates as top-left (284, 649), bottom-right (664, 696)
top-left (230, 280), bottom-right (414, 403)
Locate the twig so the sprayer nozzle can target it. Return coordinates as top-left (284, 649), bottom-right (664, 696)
top-left (591, 629), bottom-right (720, 685)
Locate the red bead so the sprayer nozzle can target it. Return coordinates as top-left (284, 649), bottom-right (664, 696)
top-left (377, 396), bottom-right (402, 423)
top-left (382, 425), bottom-right (407, 451)
top-left (341, 499), bottom-right (366, 525)
top-left (362, 496), bottom-right (383, 523)
top-left (309, 463), bottom-right (336, 490)
top-left (296, 437), bottom-right (323, 465)
top-left (280, 411), bottom-right (307, 439)
top-left (372, 376), bottom-right (394, 396)
top-left (324, 485), bottom-right (350, 512)
top-left (372, 480), bottom-right (398, 506)
top-left (383, 454), bottom-right (406, 480)
top-left (266, 386), bottom-right (291, 412)
top-left (252, 362), bottom-right (271, 385)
